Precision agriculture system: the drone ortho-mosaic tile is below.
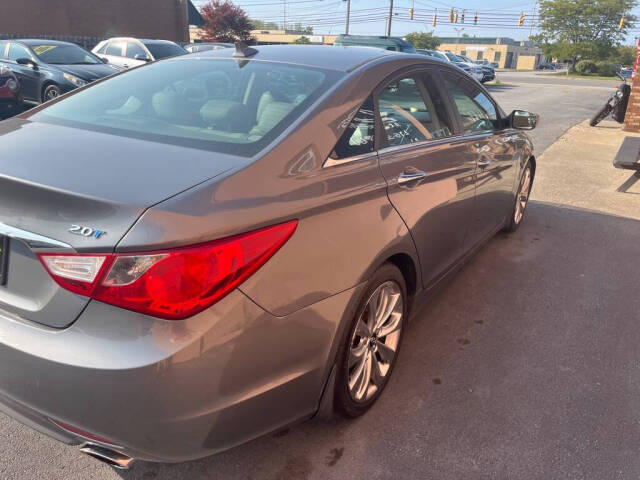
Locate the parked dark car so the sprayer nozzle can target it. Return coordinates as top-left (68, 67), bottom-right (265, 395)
top-left (537, 62), bottom-right (556, 70)
top-left (185, 42), bottom-right (234, 53)
top-left (0, 40), bottom-right (120, 104)
top-left (0, 45), bottom-right (537, 469)
top-left (92, 38), bottom-right (187, 69)
top-left (0, 65), bottom-right (21, 118)
top-left (334, 34), bottom-right (417, 53)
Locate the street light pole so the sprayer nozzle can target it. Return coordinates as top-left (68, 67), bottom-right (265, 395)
top-left (387, 0), bottom-right (394, 36)
top-left (345, 0), bottom-right (351, 34)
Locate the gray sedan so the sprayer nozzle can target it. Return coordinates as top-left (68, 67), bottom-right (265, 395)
top-left (0, 44), bottom-right (537, 468)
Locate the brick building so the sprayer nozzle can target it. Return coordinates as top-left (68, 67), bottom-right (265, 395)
top-left (0, 0), bottom-right (203, 47)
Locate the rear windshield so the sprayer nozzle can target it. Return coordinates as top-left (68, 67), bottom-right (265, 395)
top-left (144, 42), bottom-right (186, 59)
top-left (32, 44), bottom-right (102, 65)
top-left (32, 58), bottom-right (341, 157)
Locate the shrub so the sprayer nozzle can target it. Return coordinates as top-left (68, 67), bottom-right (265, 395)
top-left (575, 60), bottom-right (598, 75)
top-left (595, 61), bottom-right (617, 77)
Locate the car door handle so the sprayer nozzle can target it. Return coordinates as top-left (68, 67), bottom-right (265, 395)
top-left (478, 157), bottom-right (491, 167)
top-left (122, 63), bottom-right (129, 68)
top-left (397, 170), bottom-right (427, 186)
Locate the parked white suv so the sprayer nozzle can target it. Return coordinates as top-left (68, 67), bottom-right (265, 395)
top-left (92, 38), bottom-right (186, 69)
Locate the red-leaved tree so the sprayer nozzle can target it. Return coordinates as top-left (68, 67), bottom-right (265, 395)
top-left (200, 1), bottom-right (255, 44)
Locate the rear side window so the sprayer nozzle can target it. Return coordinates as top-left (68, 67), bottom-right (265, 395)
top-left (32, 58), bottom-right (341, 157)
top-left (331, 97), bottom-right (375, 159)
top-left (378, 74), bottom-right (453, 147)
top-left (0, 42), bottom-right (7, 58)
top-left (144, 42), bottom-right (185, 59)
top-left (443, 72), bottom-right (498, 134)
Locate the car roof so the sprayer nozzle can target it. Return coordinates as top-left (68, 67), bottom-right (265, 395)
top-left (187, 44), bottom-right (403, 72)
top-left (11, 39), bottom-right (76, 47)
top-left (100, 38), bottom-right (178, 45)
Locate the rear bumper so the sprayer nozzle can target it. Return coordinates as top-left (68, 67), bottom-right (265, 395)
top-left (0, 285), bottom-right (361, 462)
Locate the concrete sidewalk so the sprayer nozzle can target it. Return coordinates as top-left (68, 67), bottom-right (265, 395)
top-left (531, 119), bottom-right (640, 220)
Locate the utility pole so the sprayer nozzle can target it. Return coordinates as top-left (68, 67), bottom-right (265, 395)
top-left (283, 0), bottom-right (286, 30)
top-left (345, 0), bottom-right (351, 34)
top-left (529, 0), bottom-right (537, 38)
top-left (387, 0), bottom-right (394, 36)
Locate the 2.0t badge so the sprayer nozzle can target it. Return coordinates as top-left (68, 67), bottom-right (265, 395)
top-left (68, 224), bottom-right (106, 239)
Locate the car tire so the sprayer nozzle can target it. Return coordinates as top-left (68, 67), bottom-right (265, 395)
top-left (42, 84), bottom-right (61, 103)
top-left (503, 161), bottom-right (533, 233)
top-left (334, 263), bottom-right (407, 418)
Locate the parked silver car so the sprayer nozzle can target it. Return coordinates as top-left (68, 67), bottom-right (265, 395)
top-left (92, 37), bottom-right (186, 69)
top-left (0, 45), bottom-right (537, 468)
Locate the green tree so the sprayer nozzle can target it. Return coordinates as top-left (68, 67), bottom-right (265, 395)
top-left (405, 32), bottom-right (441, 50)
top-left (609, 44), bottom-right (637, 65)
top-left (293, 36), bottom-right (311, 45)
top-left (532, 0), bottom-right (637, 64)
top-left (250, 19), bottom-right (279, 30)
top-left (292, 22), bottom-right (313, 34)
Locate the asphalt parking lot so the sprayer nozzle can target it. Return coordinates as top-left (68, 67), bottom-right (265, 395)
top-left (1, 73), bottom-right (635, 480)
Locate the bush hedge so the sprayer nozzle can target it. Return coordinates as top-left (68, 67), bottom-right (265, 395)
top-left (575, 60), bottom-right (598, 75)
top-left (595, 61), bottom-right (617, 77)
top-left (574, 59), bottom-right (617, 77)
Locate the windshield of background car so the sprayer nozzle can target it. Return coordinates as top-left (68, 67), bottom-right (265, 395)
top-left (144, 42), bottom-right (186, 59)
top-left (431, 51), bottom-right (447, 61)
top-left (32, 44), bottom-right (101, 64)
top-left (31, 58), bottom-right (342, 157)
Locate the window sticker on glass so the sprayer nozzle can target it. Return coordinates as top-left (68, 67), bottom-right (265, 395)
top-left (32, 45), bottom-right (57, 56)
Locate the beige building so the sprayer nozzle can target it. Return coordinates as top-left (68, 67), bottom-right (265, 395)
top-left (437, 37), bottom-right (544, 69)
top-left (190, 27), bottom-right (337, 45)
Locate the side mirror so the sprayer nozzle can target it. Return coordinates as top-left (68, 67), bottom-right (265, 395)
top-left (510, 110), bottom-right (539, 130)
top-left (16, 57), bottom-right (38, 70)
top-left (134, 54), bottom-right (151, 62)
top-left (100, 56), bottom-right (109, 63)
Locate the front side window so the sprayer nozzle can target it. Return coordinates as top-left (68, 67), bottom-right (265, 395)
top-left (31, 58), bottom-right (340, 157)
top-left (331, 97), bottom-right (375, 159)
top-left (105, 42), bottom-right (124, 56)
top-left (378, 75), bottom-right (452, 147)
top-left (7, 44), bottom-right (31, 61)
top-left (0, 42), bottom-right (7, 59)
top-left (443, 73), bottom-right (498, 134)
top-left (31, 44), bottom-right (101, 65)
top-left (125, 42), bottom-right (147, 59)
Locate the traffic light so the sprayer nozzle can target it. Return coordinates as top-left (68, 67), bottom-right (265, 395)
top-left (433, 12), bottom-right (437, 26)
top-left (409, 8), bottom-right (414, 20)
top-left (518, 12), bottom-right (526, 26)
top-left (454, 11), bottom-right (459, 23)
top-left (461, 11), bottom-right (465, 24)
top-left (473, 13), bottom-right (478, 25)
top-left (449, 8), bottom-right (454, 23)
top-left (620, 17), bottom-right (626, 30)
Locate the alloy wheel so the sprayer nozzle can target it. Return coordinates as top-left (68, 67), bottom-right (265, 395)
top-left (348, 281), bottom-right (403, 403)
top-left (514, 166), bottom-right (532, 224)
top-left (46, 89), bottom-right (59, 101)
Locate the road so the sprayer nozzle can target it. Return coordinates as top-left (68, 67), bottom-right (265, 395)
top-left (488, 71), bottom-right (615, 152)
top-left (0, 74), bottom-right (626, 480)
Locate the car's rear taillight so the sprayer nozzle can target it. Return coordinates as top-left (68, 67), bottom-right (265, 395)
top-left (38, 221), bottom-right (297, 319)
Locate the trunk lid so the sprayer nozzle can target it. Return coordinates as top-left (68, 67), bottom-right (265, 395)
top-left (0, 118), bottom-right (239, 328)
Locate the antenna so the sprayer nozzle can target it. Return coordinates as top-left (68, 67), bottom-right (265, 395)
top-left (233, 42), bottom-right (258, 58)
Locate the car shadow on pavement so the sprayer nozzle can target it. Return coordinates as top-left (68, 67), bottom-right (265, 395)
top-left (115, 201), bottom-right (640, 480)
top-left (485, 84), bottom-right (517, 92)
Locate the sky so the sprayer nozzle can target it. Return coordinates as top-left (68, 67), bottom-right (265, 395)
top-left (194, 0), bottom-right (640, 44)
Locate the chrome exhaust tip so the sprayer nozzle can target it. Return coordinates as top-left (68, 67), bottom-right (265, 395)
top-left (79, 443), bottom-right (134, 470)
